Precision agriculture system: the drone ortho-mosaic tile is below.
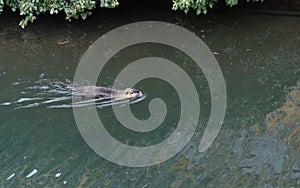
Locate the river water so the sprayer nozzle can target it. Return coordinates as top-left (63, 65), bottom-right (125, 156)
top-left (0, 3), bottom-right (299, 188)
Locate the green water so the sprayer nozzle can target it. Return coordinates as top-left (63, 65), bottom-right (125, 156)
top-left (0, 5), bottom-right (299, 188)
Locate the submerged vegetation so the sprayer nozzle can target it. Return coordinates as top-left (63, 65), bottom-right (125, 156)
top-left (0, 0), bottom-right (262, 28)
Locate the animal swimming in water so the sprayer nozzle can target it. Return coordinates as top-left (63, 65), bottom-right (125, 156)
top-left (77, 86), bottom-right (143, 100)
top-left (0, 81), bottom-right (144, 109)
top-left (62, 85), bottom-right (144, 108)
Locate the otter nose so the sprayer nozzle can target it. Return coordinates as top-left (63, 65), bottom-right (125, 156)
top-left (136, 90), bottom-right (143, 97)
top-left (130, 89), bottom-right (143, 98)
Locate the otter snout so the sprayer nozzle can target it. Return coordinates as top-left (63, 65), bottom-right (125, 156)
top-left (132, 89), bottom-right (143, 98)
top-left (124, 88), bottom-right (143, 99)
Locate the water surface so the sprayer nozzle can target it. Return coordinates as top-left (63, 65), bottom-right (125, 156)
top-left (0, 5), bottom-right (299, 187)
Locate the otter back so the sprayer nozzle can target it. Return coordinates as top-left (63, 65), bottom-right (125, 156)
top-left (80, 86), bottom-right (118, 98)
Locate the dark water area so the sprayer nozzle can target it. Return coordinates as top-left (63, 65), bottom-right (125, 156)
top-left (0, 1), bottom-right (299, 187)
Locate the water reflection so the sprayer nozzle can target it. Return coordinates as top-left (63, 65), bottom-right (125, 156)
top-left (177, 82), bottom-right (300, 187)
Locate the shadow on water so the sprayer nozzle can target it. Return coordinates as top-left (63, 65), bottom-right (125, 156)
top-left (0, 1), bottom-right (299, 187)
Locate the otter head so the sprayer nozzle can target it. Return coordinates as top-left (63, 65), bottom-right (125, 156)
top-left (124, 88), bottom-right (142, 99)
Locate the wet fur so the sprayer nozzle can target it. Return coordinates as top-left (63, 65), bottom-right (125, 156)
top-left (73, 86), bottom-right (141, 100)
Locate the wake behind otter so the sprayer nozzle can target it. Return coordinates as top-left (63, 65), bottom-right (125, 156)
top-left (1, 80), bottom-right (145, 109)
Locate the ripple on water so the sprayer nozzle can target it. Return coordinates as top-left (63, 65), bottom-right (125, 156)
top-left (1, 79), bottom-right (146, 109)
top-left (25, 169), bottom-right (38, 179)
top-left (6, 173), bottom-right (15, 180)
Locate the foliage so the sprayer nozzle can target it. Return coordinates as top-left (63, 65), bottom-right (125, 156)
top-left (0, 0), bottom-right (262, 28)
top-left (0, 0), bottom-right (118, 28)
top-left (172, 0), bottom-right (263, 14)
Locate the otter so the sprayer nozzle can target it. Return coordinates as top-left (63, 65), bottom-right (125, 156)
top-left (74, 86), bottom-right (142, 100)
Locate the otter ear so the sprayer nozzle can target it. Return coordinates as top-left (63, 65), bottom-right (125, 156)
top-left (124, 88), bottom-right (131, 92)
top-left (123, 88), bottom-right (129, 94)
